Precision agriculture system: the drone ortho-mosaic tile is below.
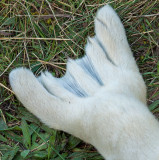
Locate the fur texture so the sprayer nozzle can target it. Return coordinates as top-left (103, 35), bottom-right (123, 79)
top-left (9, 5), bottom-right (159, 160)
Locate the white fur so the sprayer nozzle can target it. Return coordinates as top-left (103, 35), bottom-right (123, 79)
top-left (9, 5), bottom-right (159, 160)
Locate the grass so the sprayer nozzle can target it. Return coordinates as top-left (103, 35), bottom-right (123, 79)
top-left (0, 0), bottom-right (159, 159)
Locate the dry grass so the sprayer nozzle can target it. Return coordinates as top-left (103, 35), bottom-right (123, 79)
top-left (0, 0), bottom-right (159, 159)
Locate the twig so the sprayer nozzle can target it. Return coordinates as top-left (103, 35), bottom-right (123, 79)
top-left (31, 141), bottom-right (49, 152)
top-left (0, 37), bottom-right (71, 41)
top-left (126, 13), bottom-right (159, 18)
top-left (37, 60), bottom-right (66, 71)
top-left (15, 14), bottom-right (72, 18)
top-left (131, 30), bottom-right (154, 36)
top-left (0, 83), bottom-right (14, 94)
top-left (0, 46), bottom-right (24, 77)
